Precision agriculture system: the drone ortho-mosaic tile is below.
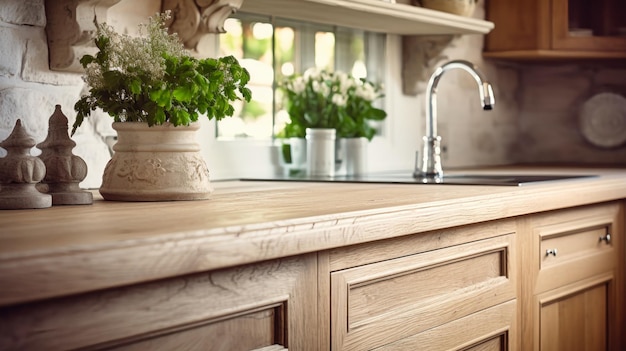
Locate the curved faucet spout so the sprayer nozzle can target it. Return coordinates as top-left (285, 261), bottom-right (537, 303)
top-left (415, 60), bottom-right (495, 180)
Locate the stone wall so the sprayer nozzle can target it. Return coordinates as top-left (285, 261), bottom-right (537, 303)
top-left (512, 64), bottom-right (626, 165)
top-left (0, 0), bottom-right (112, 188)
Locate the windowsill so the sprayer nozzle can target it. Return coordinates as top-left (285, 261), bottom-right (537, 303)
top-left (240, 0), bottom-right (494, 35)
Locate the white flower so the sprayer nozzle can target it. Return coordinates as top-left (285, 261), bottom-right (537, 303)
top-left (355, 82), bottom-right (379, 101)
top-left (322, 82), bottom-right (331, 96)
top-left (304, 67), bottom-right (321, 81)
top-left (311, 80), bottom-right (321, 94)
top-left (290, 77), bottom-right (306, 94)
top-left (331, 93), bottom-right (347, 107)
top-left (337, 72), bottom-right (354, 95)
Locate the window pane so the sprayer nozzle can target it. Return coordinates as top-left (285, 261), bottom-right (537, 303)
top-left (217, 14), bottom-right (386, 140)
top-left (218, 16), bottom-right (274, 139)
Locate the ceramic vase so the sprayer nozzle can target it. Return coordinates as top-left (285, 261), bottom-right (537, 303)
top-left (99, 122), bottom-right (212, 201)
top-left (306, 128), bottom-right (336, 177)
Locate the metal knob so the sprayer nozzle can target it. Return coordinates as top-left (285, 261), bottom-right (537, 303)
top-left (599, 233), bottom-right (611, 244)
top-left (546, 248), bottom-right (558, 257)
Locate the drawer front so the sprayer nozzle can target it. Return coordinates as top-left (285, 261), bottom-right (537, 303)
top-left (536, 213), bottom-right (616, 293)
top-left (373, 300), bottom-right (517, 351)
top-left (331, 234), bottom-right (516, 351)
top-left (541, 225), bottom-right (612, 269)
top-left (0, 255), bottom-right (318, 351)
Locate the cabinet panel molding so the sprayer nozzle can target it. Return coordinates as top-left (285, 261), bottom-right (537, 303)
top-left (329, 219), bottom-right (516, 271)
top-left (373, 300), bottom-right (517, 351)
top-left (331, 234), bottom-right (516, 350)
top-left (519, 202), bottom-right (624, 351)
top-left (0, 254), bottom-right (318, 351)
top-left (535, 274), bottom-right (613, 351)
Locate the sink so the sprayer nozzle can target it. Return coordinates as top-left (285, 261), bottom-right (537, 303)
top-left (241, 172), bottom-right (596, 186)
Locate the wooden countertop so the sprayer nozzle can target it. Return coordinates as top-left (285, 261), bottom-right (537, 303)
top-left (1, 167), bottom-right (625, 306)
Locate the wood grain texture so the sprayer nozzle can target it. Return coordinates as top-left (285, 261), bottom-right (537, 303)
top-left (0, 254), bottom-right (318, 351)
top-left (328, 219), bottom-right (516, 271)
top-left (485, 0), bottom-right (626, 58)
top-left (537, 274), bottom-right (612, 351)
top-left (331, 233), bottom-right (516, 350)
top-left (520, 202), bottom-right (623, 351)
top-left (372, 300), bottom-right (516, 351)
top-left (0, 168), bottom-right (625, 306)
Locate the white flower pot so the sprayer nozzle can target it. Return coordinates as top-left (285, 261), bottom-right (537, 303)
top-left (99, 122), bottom-right (212, 201)
top-left (306, 128), bottom-right (336, 177)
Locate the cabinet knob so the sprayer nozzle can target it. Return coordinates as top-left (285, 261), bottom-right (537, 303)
top-left (599, 233), bottom-right (611, 244)
top-left (546, 248), bottom-right (558, 257)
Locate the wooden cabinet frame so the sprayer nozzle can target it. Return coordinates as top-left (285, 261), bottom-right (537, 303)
top-left (484, 0), bottom-right (626, 59)
top-left (517, 202), bottom-right (624, 351)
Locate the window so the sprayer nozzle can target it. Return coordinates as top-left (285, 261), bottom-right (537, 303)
top-left (216, 13), bottom-right (387, 140)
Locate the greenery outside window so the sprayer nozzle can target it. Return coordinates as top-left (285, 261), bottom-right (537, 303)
top-left (216, 13), bottom-right (386, 140)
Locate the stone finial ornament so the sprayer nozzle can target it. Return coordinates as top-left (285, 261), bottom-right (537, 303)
top-left (37, 105), bottom-right (93, 205)
top-left (0, 120), bottom-right (52, 209)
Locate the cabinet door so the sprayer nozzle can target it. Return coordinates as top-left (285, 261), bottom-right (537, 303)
top-left (0, 254), bottom-right (318, 351)
top-left (537, 275), bottom-right (611, 351)
top-left (520, 202), bottom-right (624, 351)
top-left (551, 0), bottom-right (626, 52)
top-left (484, 0), bottom-right (626, 58)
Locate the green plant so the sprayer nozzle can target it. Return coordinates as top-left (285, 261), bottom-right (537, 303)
top-left (72, 12), bottom-right (252, 135)
top-left (279, 69), bottom-right (386, 140)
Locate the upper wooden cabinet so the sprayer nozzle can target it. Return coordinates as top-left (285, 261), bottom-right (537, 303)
top-left (484, 0), bottom-right (626, 60)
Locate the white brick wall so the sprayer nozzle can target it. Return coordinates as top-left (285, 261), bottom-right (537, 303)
top-left (0, 0), bottom-right (111, 188)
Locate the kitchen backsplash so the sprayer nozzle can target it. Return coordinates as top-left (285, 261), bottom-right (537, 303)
top-left (512, 64), bottom-right (626, 165)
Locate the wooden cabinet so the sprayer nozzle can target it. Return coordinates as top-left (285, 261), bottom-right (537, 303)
top-left (484, 0), bottom-right (626, 59)
top-left (0, 254), bottom-right (319, 351)
top-left (324, 220), bottom-right (519, 350)
top-left (1, 180), bottom-right (625, 351)
top-left (518, 202), bottom-right (625, 351)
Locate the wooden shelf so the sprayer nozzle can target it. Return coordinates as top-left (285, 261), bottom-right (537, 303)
top-left (240, 0), bottom-right (494, 35)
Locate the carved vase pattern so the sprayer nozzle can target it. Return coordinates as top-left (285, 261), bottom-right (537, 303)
top-left (100, 122), bottom-right (212, 201)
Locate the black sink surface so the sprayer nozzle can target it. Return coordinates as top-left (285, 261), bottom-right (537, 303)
top-left (241, 173), bottom-right (596, 186)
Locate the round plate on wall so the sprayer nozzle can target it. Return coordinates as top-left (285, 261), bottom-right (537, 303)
top-left (579, 92), bottom-right (626, 148)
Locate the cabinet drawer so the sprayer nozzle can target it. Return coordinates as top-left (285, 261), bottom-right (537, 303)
top-left (536, 213), bottom-right (616, 293)
top-left (331, 234), bottom-right (516, 351)
top-left (541, 225), bottom-right (612, 269)
top-left (374, 300), bottom-right (517, 351)
top-left (0, 255), bottom-right (318, 351)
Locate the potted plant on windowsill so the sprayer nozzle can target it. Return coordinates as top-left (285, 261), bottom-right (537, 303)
top-left (72, 12), bottom-right (251, 201)
top-left (279, 69), bottom-right (386, 176)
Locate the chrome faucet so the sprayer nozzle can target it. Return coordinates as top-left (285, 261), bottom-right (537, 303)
top-left (413, 60), bottom-right (495, 181)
